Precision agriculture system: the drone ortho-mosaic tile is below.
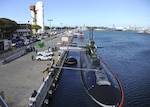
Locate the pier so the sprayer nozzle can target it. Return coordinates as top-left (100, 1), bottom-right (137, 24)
top-left (0, 33), bottom-right (73, 107)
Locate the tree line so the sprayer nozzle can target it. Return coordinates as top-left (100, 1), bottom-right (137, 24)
top-left (0, 18), bottom-right (79, 39)
top-left (0, 18), bottom-right (17, 39)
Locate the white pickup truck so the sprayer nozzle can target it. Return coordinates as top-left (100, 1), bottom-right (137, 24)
top-left (37, 50), bottom-right (54, 56)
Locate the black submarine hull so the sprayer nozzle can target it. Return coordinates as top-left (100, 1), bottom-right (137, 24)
top-left (80, 50), bottom-right (124, 107)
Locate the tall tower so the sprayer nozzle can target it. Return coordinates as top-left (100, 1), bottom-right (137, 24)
top-left (29, 5), bottom-right (37, 34)
top-left (35, 1), bottom-right (45, 34)
top-left (29, 5), bottom-right (36, 25)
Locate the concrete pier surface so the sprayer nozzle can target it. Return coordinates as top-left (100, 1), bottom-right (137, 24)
top-left (0, 34), bottom-right (63, 107)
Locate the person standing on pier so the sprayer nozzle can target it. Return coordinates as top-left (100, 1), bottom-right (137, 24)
top-left (31, 55), bottom-right (34, 61)
top-left (35, 49), bottom-right (38, 54)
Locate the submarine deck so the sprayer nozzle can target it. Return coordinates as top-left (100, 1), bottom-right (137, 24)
top-left (80, 50), bottom-right (122, 106)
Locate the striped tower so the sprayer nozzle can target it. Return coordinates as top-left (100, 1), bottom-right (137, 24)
top-left (29, 5), bottom-right (36, 34)
top-left (30, 5), bottom-right (36, 25)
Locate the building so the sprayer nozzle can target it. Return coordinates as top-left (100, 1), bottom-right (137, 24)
top-left (13, 23), bottom-right (31, 37)
top-left (35, 1), bottom-right (45, 34)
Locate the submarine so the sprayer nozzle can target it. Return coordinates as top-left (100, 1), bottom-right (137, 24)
top-left (80, 39), bottom-right (124, 107)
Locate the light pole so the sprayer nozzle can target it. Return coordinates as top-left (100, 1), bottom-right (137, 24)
top-left (27, 21), bottom-right (30, 36)
top-left (0, 28), bottom-right (3, 39)
top-left (48, 19), bottom-right (53, 36)
top-left (26, 21), bottom-right (30, 36)
top-left (0, 28), bottom-right (1, 38)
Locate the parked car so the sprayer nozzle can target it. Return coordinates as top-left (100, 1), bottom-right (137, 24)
top-left (35, 55), bottom-right (52, 61)
top-left (37, 50), bottom-right (54, 56)
top-left (24, 39), bottom-right (30, 45)
top-left (26, 45), bottom-right (32, 52)
top-left (36, 36), bottom-right (42, 41)
top-left (15, 40), bottom-right (24, 47)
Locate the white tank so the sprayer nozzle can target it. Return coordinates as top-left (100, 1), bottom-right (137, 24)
top-left (36, 1), bottom-right (45, 34)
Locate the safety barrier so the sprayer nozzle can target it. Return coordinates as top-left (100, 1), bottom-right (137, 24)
top-left (2, 50), bottom-right (26, 64)
top-left (29, 72), bottom-right (53, 107)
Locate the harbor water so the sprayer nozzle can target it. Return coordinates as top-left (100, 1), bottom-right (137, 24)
top-left (49, 30), bottom-right (150, 107)
top-left (49, 51), bottom-right (100, 107)
top-left (94, 30), bottom-right (150, 107)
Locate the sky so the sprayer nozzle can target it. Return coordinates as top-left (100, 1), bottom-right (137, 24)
top-left (0, 0), bottom-right (150, 28)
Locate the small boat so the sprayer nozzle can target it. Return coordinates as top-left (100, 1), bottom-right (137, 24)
top-left (65, 56), bottom-right (77, 65)
top-left (77, 32), bottom-right (84, 40)
top-left (72, 31), bottom-right (84, 38)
